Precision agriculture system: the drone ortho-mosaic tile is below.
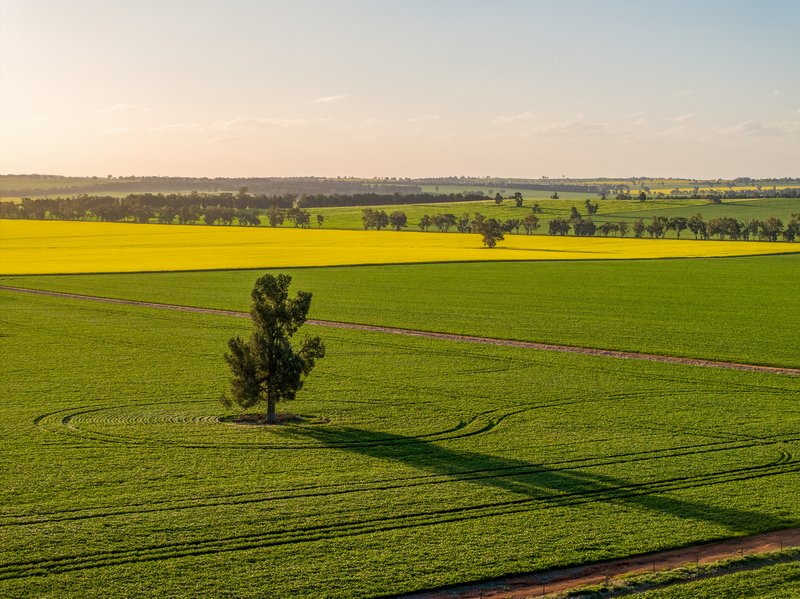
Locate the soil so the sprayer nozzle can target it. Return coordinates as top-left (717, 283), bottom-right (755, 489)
top-left (401, 527), bottom-right (800, 598)
top-left (2, 285), bottom-right (798, 377)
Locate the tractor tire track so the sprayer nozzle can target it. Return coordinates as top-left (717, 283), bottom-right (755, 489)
top-left (1, 458), bottom-right (799, 581)
top-left (2, 433), bottom-right (797, 529)
top-left (2, 285), bottom-right (799, 377)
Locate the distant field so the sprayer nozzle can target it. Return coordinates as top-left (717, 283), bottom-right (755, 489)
top-left (2, 290), bottom-right (799, 597)
top-left (312, 196), bottom-right (707, 230)
top-left (3, 219), bottom-right (796, 275)
top-left (417, 185), bottom-right (590, 199)
top-left (0, 176), bottom-right (129, 195)
top-left (418, 182), bottom-right (800, 195)
top-left (5, 254), bottom-right (799, 368)
top-left (603, 197), bottom-right (800, 228)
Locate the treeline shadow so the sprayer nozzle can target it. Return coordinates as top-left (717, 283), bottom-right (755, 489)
top-left (280, 425), bottom-right (791, 534)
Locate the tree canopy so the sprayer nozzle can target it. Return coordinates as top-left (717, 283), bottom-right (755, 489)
top-left (222, 274), bottom-right (325, 424)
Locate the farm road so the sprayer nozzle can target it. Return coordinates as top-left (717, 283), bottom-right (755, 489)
top-left (401, 526), bottom-right (800, 598)
top-left (2, 284), bottom-right (799, 377)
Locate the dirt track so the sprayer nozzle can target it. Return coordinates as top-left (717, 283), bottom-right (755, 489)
top-left (3, 284), bottom-right (800, 377)
top-left (401, 527), bottom-right (800, 598)
top-left (2, 284), bottom-right (799, 377)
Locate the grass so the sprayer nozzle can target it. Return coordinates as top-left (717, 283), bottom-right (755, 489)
top-left (602, 197), bottom-right (800, 230)
top-left (559, 548), bottom-right (800, 598)
top-left (2, 219), bottom-right (798, 275)
top-left (311, 195), bottom-right (706, 230)
top-left (1, 289), bottom-right (799, 597)
top-left (4, 254), bottom-right (799, 368)
top-left (636, 559), bottom-right (800, 598)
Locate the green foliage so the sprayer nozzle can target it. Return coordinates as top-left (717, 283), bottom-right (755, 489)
top-left (361, 207), bottom-right (389, 230)
top-left (476, 217), bottom-right (505, 247)
top-left (223, 274), bottom-right (325, 422)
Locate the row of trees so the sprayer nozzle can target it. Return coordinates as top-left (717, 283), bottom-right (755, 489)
top-left (535, 213), bottom-right (800, 241)
top-left (0, 190), bottom-right (491, 221)
top-left (3, 192), bottom-right (797, 243)
top-left (610, 188), bottom-right (800, 202)
top-left (0, 197), bottom-right (328, 228)
top-left (365, 208), bottom-right (800, 243)
top-left (0, 176), bottom-right (418, 198)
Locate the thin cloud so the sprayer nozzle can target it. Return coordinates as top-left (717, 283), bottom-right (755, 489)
top-left (624, 111), bottom-right (645, 119)
top-left (655, 125), bottom-right (694, 138)
top-left (491, 114), bottom-right (614, 138)
top-left (492, 111), bottom-right (536, 124)
top-left (527, 117), bottom-right (611, 136)
top-left (101, 126), bottom-right (130, 135)
top-left (670, 113), bottom-right (697, 122)
top-left (405, 114), bottom-right (440, 123)
top-left (211, 116), bottom-right (328, 130)
top-left (715, 120), bottom-right (799, 138)
top-left (99, 103), bottom-right (142, 113)
top-left (206, 135), bottom-right (244, 144)
top-left (312, 94), bottom-right (348, 104)
top-left (149, 123), bottom-right (202, 133)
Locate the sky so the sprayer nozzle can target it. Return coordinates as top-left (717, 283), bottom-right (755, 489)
top-left (1, 0), bottom-right (799, 179)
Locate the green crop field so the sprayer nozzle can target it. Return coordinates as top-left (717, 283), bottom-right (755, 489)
top-left (5, 254), bottom-right (799, 368)
top-left (638, 560), bottom-right (800, 598)
top-left (602, 197), bottom-right (800, 228)
top-left (260, 194), bottom-right (796, 235)
top-left (2, 287), bottom-right (800, 597)
top-left (299, 196), bottom-right (706, 231)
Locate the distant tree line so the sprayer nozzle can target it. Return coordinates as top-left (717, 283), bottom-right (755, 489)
top-left (612, 188), bottom-right (800, 201)
top-left (293, 192), bottom-right (487, 208)
top-left (0, 190), bottom-right (491, 222)
top-left (3, 192), bottom-right (798, 243)
top-left (0, 176), bottom-right (420, 198)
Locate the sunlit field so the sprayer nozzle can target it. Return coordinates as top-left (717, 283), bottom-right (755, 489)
top-left (2, 219), bottom-right (797, 275)
top-left (2, 289), bottom-right (799, 597)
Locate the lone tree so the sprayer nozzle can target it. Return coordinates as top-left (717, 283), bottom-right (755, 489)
top-left (476, 218), bottom-right (505, 248)
top-left (222, 274), bottom-right (325, 424)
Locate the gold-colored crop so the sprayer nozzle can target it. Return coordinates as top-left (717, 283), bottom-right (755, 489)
top-left (1, 219), bottom-right (797, 275)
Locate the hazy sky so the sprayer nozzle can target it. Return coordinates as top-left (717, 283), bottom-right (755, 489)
top-left (1, 0), bottom-right (798, 178)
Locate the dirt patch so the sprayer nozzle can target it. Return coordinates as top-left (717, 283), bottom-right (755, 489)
top-left (401, 527), bottom-right (800, 598)
top-left (220, 413), bottom-right (330, 426)
top-left (2, 284), bottom-right (798, 377)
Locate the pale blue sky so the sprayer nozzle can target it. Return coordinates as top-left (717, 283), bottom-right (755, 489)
top-left (1, 0), bottom-right (798, 177)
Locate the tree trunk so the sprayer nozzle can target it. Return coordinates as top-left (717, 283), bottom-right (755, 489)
top-left (266, 399), bottom-right (276, 424)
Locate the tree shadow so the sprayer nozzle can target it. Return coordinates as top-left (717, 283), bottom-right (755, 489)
top-left (279, 425), bottom-right (791, 534)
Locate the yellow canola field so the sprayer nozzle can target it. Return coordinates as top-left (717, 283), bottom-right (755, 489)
top-left (1, 219), bottom-right (797, 275)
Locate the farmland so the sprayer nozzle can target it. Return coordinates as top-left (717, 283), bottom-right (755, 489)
top-left (4, 253), bottom-right (800, 368)
top-left (308, 195), bottom-right (798, 235)
top-left (311, 195), bottom-right (705, 230)
top-left (603, 197), bottom-right (800, 228)
top-left (638, 559), bottom-right (800, 598)
top-left (2, 219), bottom-right (799, 598)
top-left (2, 287), bottom-right (800, 597)
top-left (1, 219), bottom-right (798, 275)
